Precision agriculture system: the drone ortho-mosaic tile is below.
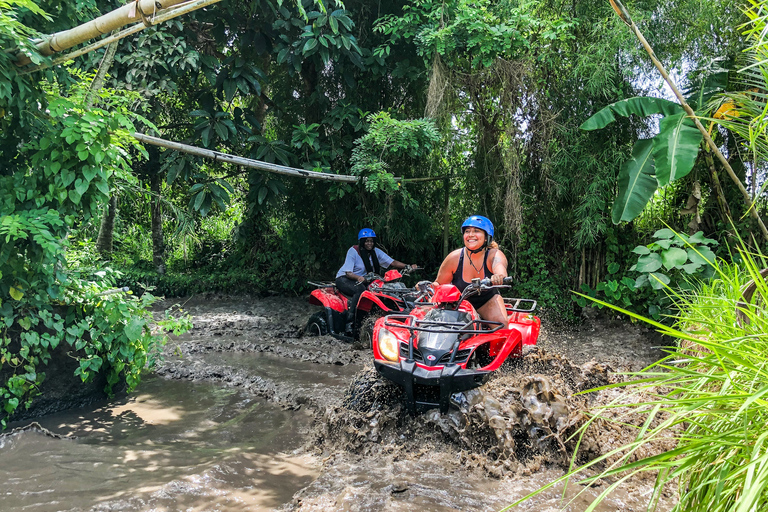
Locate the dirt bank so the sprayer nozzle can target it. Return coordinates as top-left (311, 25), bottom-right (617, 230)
top-left (154, 294), bottom-right (676, 511)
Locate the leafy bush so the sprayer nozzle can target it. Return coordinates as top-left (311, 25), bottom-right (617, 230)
top-left (578, 228), bottom-right (718, 321)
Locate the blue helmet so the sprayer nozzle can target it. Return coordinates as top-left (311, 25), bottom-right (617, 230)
top-left (358, 228), bottom-right (377, 240)
top-left (461, 215), bottom-right (494, 239)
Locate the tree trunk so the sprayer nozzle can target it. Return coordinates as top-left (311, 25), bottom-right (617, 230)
top-left (150, 172), bottom-right (165, 274)
top-left (90, 41), bottom-right (119, 257)
top-left (85, 41), bottom-right (118, 108)
top-left (96, 193), bottom-right (118, 255)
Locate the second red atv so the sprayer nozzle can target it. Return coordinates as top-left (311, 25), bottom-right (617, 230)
top-left (305, 267), bottom-right (425, 346)
top-left (372, 277), bottom-right (540, 414)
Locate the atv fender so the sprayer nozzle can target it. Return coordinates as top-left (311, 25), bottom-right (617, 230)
top-left (356, 291), bottom-right (401, 315)
top-left (308, 288), bottom-right (348, 312)
top-left (507, 312), bottom-right (541, 346)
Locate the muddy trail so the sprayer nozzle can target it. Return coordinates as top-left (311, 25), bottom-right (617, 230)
top-left (149, 294), bottom-right (675, 511)
top-left (2, 294), bottom-right (676, 511)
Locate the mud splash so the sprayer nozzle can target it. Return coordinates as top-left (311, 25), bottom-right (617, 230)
top-left (311, 350), bottom-right (612, 476)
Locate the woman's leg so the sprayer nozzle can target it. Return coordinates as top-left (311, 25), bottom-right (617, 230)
top-left (477, 294), bottom-right (508, 327)
top-left (335, 276), bottom-right (367, 326)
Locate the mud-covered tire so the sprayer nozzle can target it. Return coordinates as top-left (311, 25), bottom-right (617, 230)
top-left (342, 365), bottom-right (402, 412)
top-left (305, 311), bottom-right (329, 336)
top-left (357, 312), bottom-right (383, 350)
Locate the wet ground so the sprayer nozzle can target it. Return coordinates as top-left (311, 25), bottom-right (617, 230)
top-left (2, 294), bottom-right (675, 511)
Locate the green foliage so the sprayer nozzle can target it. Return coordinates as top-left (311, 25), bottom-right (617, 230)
top-left (630, 228), bottom-right (717, 291)
top-left (350, 112), bottom-right (440, 193)
top-left (611, 138), bottom-right (658, 224)
top-left (375, 0), bottom-right (575, 66)
top-left (582, 96), bottom-right (704, 223)
top-left (0, 5), bottom-right (191, 428)
top-left (580, 228), bottom-right (718, 321)
top-left (515, 242), bottom-right (768, 512)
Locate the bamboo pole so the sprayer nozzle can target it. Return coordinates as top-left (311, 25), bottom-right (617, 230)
top-left (19, 0), bottom-right (223, 74)
top-left (610, 0), bottom-right (768, 243)
top-left (133, 132), bottom-right (363, 183)
top-left (14, 0), bottom-right (209, 68)
top-left (133, 132), bottom-right (449, 185)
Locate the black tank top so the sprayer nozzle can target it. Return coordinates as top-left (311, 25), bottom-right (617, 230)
top-left (451, 249), bottom-right (492, 291)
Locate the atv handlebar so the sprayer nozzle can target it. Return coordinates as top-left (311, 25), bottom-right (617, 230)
top-left (400, 266), bottom-right (423, 276)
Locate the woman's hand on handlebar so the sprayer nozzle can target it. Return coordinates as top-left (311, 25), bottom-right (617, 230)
top-left (490, 274), bottom-right (508, 286)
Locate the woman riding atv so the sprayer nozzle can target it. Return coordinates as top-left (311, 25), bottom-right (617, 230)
top-left (432, 215), bottom-right (509, 326)
top-left (335, 228), bottom-right (417, 331)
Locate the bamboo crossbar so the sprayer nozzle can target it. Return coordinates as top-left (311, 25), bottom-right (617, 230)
top-left (132, 133), bottom-right (449, 184)
top-left (133, 132), bottom-right (363, 183)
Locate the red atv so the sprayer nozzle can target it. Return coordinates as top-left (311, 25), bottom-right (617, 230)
top-left (372, 277), bottom-right (540, 414)
top-left (305, 267), bottom-right (425, 346)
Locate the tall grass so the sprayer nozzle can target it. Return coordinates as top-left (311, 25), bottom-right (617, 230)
top-left (506, 243), bottom-right (768, 511)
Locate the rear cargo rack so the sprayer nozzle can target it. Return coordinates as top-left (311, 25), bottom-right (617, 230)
top-left (503, 298), bottom-right (537, 313)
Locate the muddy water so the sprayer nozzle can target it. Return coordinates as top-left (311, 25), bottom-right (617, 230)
top-left (2, 376), bottom-right (317, 511)
top-left (1, 295), bottom-right (675, 511)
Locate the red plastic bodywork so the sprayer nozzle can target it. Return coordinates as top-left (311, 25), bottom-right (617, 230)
top-left (308, 277), bottom-right (406, 319)
top-left (384, 270), bottom-right (402, 282)
top-left (372, 298), bottom-right (539, 372)
top-left (308, 287), bottom-right (348, 312)
top-left (432, 284), bottom-right (461, 303)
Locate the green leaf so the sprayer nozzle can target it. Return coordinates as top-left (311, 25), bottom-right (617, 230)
top-left (61, 169), bottom-right (75, 187)
top-left (661, 247), bottom-right (688, 269)
top-left (75, 178), bottom-right (89, 196)
top-left (9, 286), bottom-right (23, 301)
top-left (649, 272), bottom-right (671, 290)
top-left (18, 317), bottom-right (31, 330)
top-left (124, 318), bottom-right (145, 342)
top-left (194, 191), bottom-right (206, 210)
top-left (303, 38), bottom-right (318, 53)
top-left (653, 113), bottom-right (703, 186)
top-left (632, 246), bottom-right (651, 255)
top-left (636, 253), bottom-right (662, 272)
top-left (688, 231), bottom-right (718, 245)
top-left (612, 139), bottom-right (657, 224)
top-left (682, 262), bottom-right (702, 274)
top-left (653, 228), bottom-right (675, 239)
top-left (580, 97), bottom-right (684, 131)
top-left (688, 247), bottom-right (717, 266)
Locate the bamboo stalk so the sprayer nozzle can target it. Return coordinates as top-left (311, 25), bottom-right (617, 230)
top-left (610, 0), bottom-right (768, 243)
top-left (133, 132), bottom-right (448, 185)
top-left (15, 0), bottom-right (218, 68)
top-left (133, 132), bottom-right (363, 183)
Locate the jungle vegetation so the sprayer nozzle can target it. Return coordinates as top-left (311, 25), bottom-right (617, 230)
top-left (1, 0), bottom-right (768, 495)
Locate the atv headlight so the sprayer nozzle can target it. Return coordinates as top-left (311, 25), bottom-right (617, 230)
top-left (378, 328), bottom-right (400, 362)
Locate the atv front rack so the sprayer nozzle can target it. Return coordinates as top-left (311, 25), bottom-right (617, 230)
top-left (378, 314), bottom-right (504, 414)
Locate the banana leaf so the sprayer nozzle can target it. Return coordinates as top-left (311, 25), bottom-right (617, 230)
top-left (580, 97), bottom-right (684, 131)
top-left (612, 139), bottom-right (657, 224)
top-left (653, 113), bottom-right (703, 186)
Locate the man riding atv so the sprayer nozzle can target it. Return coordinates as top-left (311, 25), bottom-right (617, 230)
top-left (335, 228), bottom-right (417, 333)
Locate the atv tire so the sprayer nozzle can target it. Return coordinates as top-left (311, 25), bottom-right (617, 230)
top-left (305, 311), bottom-right (329, 336)
top-left (357, 312), bottom-right (383, 350)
